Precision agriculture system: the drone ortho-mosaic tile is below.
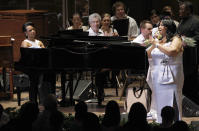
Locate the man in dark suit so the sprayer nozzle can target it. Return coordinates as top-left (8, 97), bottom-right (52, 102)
top-left (177, 1), bottom-right (199, 104)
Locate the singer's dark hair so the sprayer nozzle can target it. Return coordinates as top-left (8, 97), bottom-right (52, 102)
top-left (161, 18), bottom-right (177, 42)
top-left (22, 21), bottom-right (35, 32)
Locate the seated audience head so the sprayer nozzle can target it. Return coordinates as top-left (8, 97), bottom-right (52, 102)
top-left (179, 1), bottom-right (193, 19)
top-left (128, 102), bottom-right (147, 123)
top-left (140, 20), bottom-right (153, 39)
top-left (75, 101), bottom-right (88, 114)
top-left (49, 110), bottom-right (65, 131)
top-left (172, 120), bottom-right (189, 131)
top-left (161, 106), bottom-right (175, 124)
top-left (102, 100), bottom-right (121, 127)
top-left (82, 112), bottom-right (101, 131)
top-left (22, 21), bottom-right (36, 39)
top-left (88, 13), bottom-right (101, 32)
top-left (74, 101), bottom-right (88, 121)
top-left (43, 94), bottom-right (58, 111)
top-left (112, 1), bottom-right (126, 19)
top-left (19, 101), bottom-right (39, 122)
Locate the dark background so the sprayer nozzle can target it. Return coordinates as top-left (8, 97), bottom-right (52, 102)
top-left (0, 0), bottom-right (199, 27)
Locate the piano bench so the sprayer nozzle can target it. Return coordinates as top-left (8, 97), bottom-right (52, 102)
top-left (13, 74), bottom-right (30, 106)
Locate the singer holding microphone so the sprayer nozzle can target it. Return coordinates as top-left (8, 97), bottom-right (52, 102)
top-left (146, 18), bottom-right (184, 123)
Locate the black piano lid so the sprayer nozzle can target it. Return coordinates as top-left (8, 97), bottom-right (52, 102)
top-left (58, 29), bottom-right (89, 36)
top-left (40, 35), bottom-right (128, 42)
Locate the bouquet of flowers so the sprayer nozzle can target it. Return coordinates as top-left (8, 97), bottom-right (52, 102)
top-left (143, 39), bottom-right (151, 47)
top-left (154, 31), bottom-right (163, 40)
top-left (144, 31), bottom-right (163, 47)
top-left (181, 36), bottom-right (196, 47)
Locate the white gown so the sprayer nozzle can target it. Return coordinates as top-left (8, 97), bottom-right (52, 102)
top-left (146, 42), bottom-right (184, 123)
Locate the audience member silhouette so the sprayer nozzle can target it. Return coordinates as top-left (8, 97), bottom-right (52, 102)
top-left (74, 101), bottom-right (88, 121)
top-left (17, 101), bottom-right (39, 131)
top-left (122, 102), bottom-right (152, 131)
top-left (1, 101), bottom-right (39, 131)
top-left (171, 120), bottom-right (189, 131)
top-left (101, 100), bottom-right (121, 131)
top-left (153, 106), bottom-right (175, 131)
top-left (82, 112), bottom-right (102, 131)
top-left (0, 104), bottom-right (10, 129)
top-left (32, 94), bottom-right (64, 131)
top-left (161, 106), bottom-right (175, 127)
top-left (70, 101), bottom-right (88, 131)
top-left (150, 9), bottom-right (160, 28)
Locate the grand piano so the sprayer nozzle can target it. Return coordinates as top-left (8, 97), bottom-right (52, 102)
top-left (15, 30), bottom-right (148, 106)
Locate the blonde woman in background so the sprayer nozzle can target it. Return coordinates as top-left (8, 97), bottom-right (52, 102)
top-left (101, 13), bottom-right (118, 36)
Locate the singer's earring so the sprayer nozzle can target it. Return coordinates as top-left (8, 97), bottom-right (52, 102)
top-left (25, 33), bottom-right (28, 38)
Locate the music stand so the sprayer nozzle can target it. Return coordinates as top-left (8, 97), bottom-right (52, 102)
top-left (113, 19), bottom-right (129, 36)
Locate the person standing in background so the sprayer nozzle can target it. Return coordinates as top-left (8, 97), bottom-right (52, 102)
top-left (177, 1), bottom-right (199, 104)
top-left (132, 20), bottom-right (153, 46)
top-left (67, 13), bottom-right (88, 31)
top-left (101, 13), bottom-right (118, 36)
top-left (162, 5), bottom-right (179, 27)
top-left (111, 1), bottom-right (139, 40)
top-left (150, 9), bottom-right (160, 28)
top-left (88, 13), bottom-right (104, 36)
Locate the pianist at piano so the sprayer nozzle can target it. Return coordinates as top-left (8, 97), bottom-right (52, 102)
top-left (20, 21), bottom-right (55, 104)
top-left (21, 22), bottom-right (45, 48)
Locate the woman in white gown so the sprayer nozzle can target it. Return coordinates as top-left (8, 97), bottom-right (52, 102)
top-left (146, 19), bottom-right (184, 123)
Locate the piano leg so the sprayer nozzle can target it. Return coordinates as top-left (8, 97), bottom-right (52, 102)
top-left (95, 70), bottom-right (109, 106)
top-left (42, 72), bottom-right (56, 94)
top-left (60, 72), bottom-right (75, 107)
top-left (2, 67), bottom-right (6, 92)
top-left (68, 73), bottom-right (75, 106)
top-left (60, 72), bottom-right (66, 107)
top-left (29, 73), bottom-right (39, 104)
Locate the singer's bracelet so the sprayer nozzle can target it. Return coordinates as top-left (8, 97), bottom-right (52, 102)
top-left (156, 43), bottom-right (160, 48)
